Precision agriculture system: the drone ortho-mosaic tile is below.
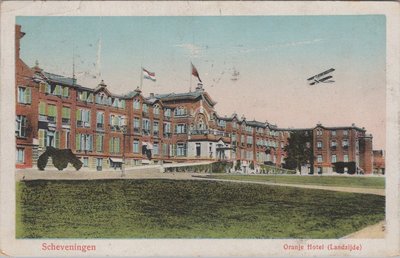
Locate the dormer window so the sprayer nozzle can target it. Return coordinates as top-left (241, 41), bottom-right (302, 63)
top-left (174, 107), bottom-right (187, 116)
top-left (133, 99), bottom-right (141, 110)
top-left (153, 104), bottom-right (160, 115)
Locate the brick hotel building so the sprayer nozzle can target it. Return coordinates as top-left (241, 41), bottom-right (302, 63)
top-left (15, 25), bottom-right (375, 174)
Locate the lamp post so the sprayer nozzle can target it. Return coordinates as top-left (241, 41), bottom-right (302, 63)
top-left (121, 125), bottom-right (127, 177)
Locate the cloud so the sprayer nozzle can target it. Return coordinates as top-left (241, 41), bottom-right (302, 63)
top-left (239, 38), bottom-right (325, 54)
top-left (174, 43), bottom-right (207, 58)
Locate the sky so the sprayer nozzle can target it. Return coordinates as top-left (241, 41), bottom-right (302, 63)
top-left (16, 16), bottom-right (386, 149)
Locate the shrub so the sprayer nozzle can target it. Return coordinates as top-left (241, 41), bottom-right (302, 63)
top-left (211, 161), bottom-right (233, 173)
top-left (36, 147), bottom-right (83, 171)
top-left (235, 160), bottom-right (241, 171)
top-left (37, 153), bottom-right (49, 171)
top-left (249, 161), bottom-right (255, 170)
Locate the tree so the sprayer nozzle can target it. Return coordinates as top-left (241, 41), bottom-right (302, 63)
top-left (235, 160), bottom-right (241, 171)
top-left (249, 161), bottom-right (255, 170)
top-left (283, 131), bottom-right (314, 174)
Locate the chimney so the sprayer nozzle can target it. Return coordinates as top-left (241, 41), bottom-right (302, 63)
top-left (150, 93), bottom-right (155, 98)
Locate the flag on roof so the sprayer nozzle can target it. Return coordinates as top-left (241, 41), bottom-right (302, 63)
top-left (143, 68), bottom-right (156, 82)
top-left (191, 63), bottom-right (202, 82)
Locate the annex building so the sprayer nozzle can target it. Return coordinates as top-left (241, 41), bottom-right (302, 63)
top-left (15, 25), bottom-right (376, 174)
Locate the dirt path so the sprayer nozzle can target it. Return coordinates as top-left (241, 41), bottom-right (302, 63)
top-left (342, 221), bottom-right (385, 239)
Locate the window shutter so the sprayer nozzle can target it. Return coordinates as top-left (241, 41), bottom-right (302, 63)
top-left (24, 88), bottom-right (32, 104)
top-left (39, 83), bottom-right (46, 93)
top-left (76, 110), bottom-right (82, 121)
top-left (75, 134), bottom-right (80, 151)
top-left (109, 138), bottom-right (113, 153)
top-left (38, 129), bottom-right (45, 147)
top-left (55, 131), bottom-right (60, 148)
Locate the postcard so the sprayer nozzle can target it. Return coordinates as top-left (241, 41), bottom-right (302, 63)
top-left (1, 1), bottom-right (399, 257)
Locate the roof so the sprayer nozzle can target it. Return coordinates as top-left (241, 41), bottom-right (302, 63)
top-left (247, 120), bottom-right (267, 128)
top-left (42, 72), bottom-right (78, 86)
top-left (155, 91), bottom-right (203, 101)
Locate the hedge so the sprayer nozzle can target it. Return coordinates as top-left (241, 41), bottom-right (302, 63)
top-left (37, 147), bottom-right (83, 171)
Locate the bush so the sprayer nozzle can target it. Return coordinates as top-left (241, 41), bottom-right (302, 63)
top-left (235, 160), bottom-right (241, 171)
top-left (249, 161), bottom-right (255, 170)
top-left (211, 161), bottom-right (233, 173)
top-left (37, 153), bottom-right (49, 171)
top-left (37, 147), bottom-right (83, 171)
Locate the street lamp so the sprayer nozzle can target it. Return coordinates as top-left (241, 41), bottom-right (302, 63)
top-left (121, 125), bottom-right (128, 177)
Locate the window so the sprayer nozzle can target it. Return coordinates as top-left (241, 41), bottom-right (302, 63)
top-left (175, 124), bottom-right (187, 134)
top-left (47, 105), bottom-right (57, 123)
top-left (331, 130), bottom-right (336, 136)
top-left (16, 148), bottom-right (24, 163)
top-left (343, 130), bottom-right (348, 136)
top-left (316, 129), bottom-right (323, 136)
top-left (109, 137), bottom-right (120, 154)
top-left (317, 141), bottom-right (323, 149)
top-left (218, 120), bottom-right (226, 128)
top-left (62, 87), bottom-right (69, 98)
top-left (331, 140), bottom-right (337, 147)
top-left (331, 154), bottom-right (337, 163)
top-left (87, 93), bottom-right (94, 103)
top-left (62, 107), bottom-right (71, 125)
top-left (153, 105), bottom-right (160, 116)
top-left (15, 115), bottom-right (27, 137)
top-left (163, 144), bottom-right (169, 156)
top-left (109, 114), bottom-right (126, 130)
top-left (142, 119), bottom-right (150, 133)
top-left (143, 104), bottom-right (148, 113)
top-left (133, 99), bottom-right (141, 110)
top-left (163, 122), bottom-right (171, 134)
top-left (76, 109), bottom-right (91, 128)
top-left (342, 139), bottom-right (349, 148)
top-left (133, 140), bottom-right (140, 153)
top-left (133, 117), bottom-right (140, 132)
top-left (75, 134), bottom-right (93, 152)
top-left (247, 136), bottom-right (253, 145)
top-left (96, 134), bottom-right (104, 152)
top-left (177, 143), bottom-right (187, 156)
top-left (18, 87), bottom-right (31, 104)
top-left (96, 112), bottom-right (104, 129)
top-left (164, 108), bottom-right (171, 117)
top-left (38, 102), bottom-right (46, 116)
top-left (82, 157), bottom-right (89, 167)
top-left (153, 142), bottom-right (159, 155)
top-left (153, 121), bottom-right (159, 135)
top-left (78, 91), bottom-right (88, 102)
top-left (317, 155), bottom-right (323, 163)
top-left (343, 154), bottom-right (349, 162)
top-left (174, 107), bottom-right (186, 116)
top-left (65, 130), bottom-right (70, 149)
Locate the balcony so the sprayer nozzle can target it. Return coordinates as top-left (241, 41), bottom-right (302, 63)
top-left (153, 131), bottom-right (159, 137)
top-left (133, 127), bottom-right (140, 134)
top-left (96, 123), bottom-right (104, 131)
top-left (142, 129), bottom-right (150, 135)
top-left (62, 118), bottom-right (70, 125)
top-left (39, 115), bottom-right (48, 122)
top-left (163, 132), bottom-right (172, 138)
top-left (164, 115), bottom-right (171, 121)
top-left (330, 145), bottom-right (337, 151)
top-left (142, 111), bottom-right (149, 117)
top-left (77, 121), bottom-right (91, 128)
top-left (189, 129), bottom-right (230, 137)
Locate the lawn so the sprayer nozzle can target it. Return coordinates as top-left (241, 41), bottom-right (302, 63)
top-left (16, 179), bottom-right (385, 239)
top-left (206, 174), bottom-right (385, 189)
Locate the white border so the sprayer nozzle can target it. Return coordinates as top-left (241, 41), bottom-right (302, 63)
top-left (1, 1), bottom-right (399, 257)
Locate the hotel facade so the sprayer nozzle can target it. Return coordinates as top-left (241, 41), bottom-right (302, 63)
top-left (15, 25), bottom-right (375, 174)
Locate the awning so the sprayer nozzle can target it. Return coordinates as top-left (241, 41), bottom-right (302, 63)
top-left (109, 158), bottom-right (123, 163)
top-left (142, 142), bottom-right (153, 150)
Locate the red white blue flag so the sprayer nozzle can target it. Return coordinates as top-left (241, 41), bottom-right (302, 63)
top-left (143, 68), bottom-right (156, 82)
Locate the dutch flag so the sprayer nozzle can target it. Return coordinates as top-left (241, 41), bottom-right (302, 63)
top-left (143, 68), bottom-right (156, 82)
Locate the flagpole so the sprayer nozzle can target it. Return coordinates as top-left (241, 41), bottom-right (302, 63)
top-left (140, 66), bottom-right (143, 90)
top-left (189, 62), bottom-right (192, 92)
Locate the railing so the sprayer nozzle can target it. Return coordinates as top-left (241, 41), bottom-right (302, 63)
top-left (96, 123), bottom-right (104, 130)
top-left (133, 127), bottom-right (140, 134)
top-left (163, 132), bottom-right (172, 138)
top-left (39, 115), bottom-right (48, 122)
top-left (47, 116), bottom-right (56, 123)
top-left (189, 129), bottom-right (230, 137)
top-left (62, 118), bottom-right (70, 125)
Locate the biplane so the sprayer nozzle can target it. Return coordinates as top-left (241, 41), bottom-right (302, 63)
top-left (307, 68), bottom-right (335, 85)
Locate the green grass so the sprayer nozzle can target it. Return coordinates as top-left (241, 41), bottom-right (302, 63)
top-left (16, 179), bottom-right (385, 239)
top-left (207, 174), bottom-right (385, 189)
